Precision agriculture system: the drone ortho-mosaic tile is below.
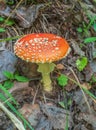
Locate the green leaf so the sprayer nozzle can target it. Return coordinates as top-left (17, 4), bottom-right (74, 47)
top-left (64, 115), bottom-right (69, 130)
top-left (91, 75), bottom-right (96, 83)
top-left (5, 19), bottom-right (15, 26)
top-left (0, 17), bottom-right (5, 22)
top-left (58, 101), bottom-right (65, 108)
top-left (6, 0), bottom-right (15, 5)
top-left (93, 23), bottom-right (96, 31)
top-left (14, 74), bottom-right (29, 82)
top-left (77, 27), bottom-right (83, 33)
top-left (0, 28), bottom-right (6, 33)
top-left (84, 37), bottom-right (96, 43)
top-left (3, 71), bottom-right (14, 79)
top-left (57, 74), bottom-right (68, 87)
top-left (76, 57), bottom-right (88, 71)
top-left (4, 80), bottom-right (14, 89)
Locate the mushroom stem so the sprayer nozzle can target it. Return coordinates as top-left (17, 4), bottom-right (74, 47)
top-left (37, 63), bottom-right (55, 92)
top-left (42, 73), bottom-right (52, 92)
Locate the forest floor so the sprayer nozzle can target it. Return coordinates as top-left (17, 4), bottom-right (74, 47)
top-left (0, 0), bottom-right (96, 130)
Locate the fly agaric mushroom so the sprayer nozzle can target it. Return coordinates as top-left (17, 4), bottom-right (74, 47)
top-left (14, 33), bottom-right (70, 92)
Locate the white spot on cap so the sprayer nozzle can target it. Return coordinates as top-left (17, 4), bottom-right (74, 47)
top-left (25, 42), bottom-right (29, 46)
top-left (53, 43), bottom-right (57, 46)
top-left (55, 47), bottom-right (59, 50)
top-left (52, 40), bottom-right (58, 44)
top-left (52, 50), bottom-right (55, 53)
top-left (38, 50), bottom-right (42, 52)
top-left (18, 41), bottom-right (23, 45)
top-left (29, 39), bottom-right (33, 43)
top-left (31, 43), bottom-right (35, 46)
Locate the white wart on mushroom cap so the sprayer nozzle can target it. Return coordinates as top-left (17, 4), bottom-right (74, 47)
top-left (14, 33), bottom-right (70, 63)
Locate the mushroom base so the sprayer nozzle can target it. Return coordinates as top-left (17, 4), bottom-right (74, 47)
top-left (37, 63), bottom-right (55, 92)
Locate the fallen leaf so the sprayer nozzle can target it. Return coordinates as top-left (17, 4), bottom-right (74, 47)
top-left (70, 39), bottom-right (85, 56)
top-left (19, 104), bottom-right (41, 127)
top-left (56, 63), bottom-right (64, 70)
top-left (9, 81), bottom-right (29, 93)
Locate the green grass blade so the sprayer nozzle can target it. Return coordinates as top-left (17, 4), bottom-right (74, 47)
top-left (0, 84), bottom-right (17, 104)
top-left (0, 35), bottom-right (24, 42)
top-left (64, 114), bottom-right (69, 130)
top-left (84, 37), bottom-right (96, 43)
top-left (0, 93), bottom-right (34, 130)
top-left (82, 87), bottom-right (96, 100)
top-left (0, 101), bottom-right (26, 130)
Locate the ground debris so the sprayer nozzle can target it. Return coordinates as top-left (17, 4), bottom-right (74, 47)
top-left (70, 39), bottom-right (85, 56)
top-left (19, 104), bottom-right (40, 126)
top-left (73, 90), bottom-right (93, 113)
top-left (0, 50), bottom-right (17, 82)
top-left (78, 112), bottom-right (96, 130)
top-left (39, 103), bottom-right (73, 129)
top-left (15, 4), bottom-right (44, 28)
top-left (0, 4), bottom-right (44, 28)
top-left (19, 103), bottom-right (73, 130)
top-left (73, 89), bottom-right (96, 130)
top-left (35, 116), bottom-right (52, 130)
top-left (0, 110), bottom-right (14, 130)
top-left (90, 60), bottom-right (96, 73)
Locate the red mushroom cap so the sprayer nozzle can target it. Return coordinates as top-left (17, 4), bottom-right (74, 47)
top-left (14, 33), bottom-right (70, 63)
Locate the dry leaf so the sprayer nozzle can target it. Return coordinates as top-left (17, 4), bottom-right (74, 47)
top-left (9, 81), bottom-right (29, 93)
top-left (19, 104), bottom-right (41, 126)
top-left (56, 63), bottom-right (64, 70)
top-left (82, 83), bottom-right (91, 90)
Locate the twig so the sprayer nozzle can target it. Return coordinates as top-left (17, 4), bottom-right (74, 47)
top-left (0, 101), bottom-right (25, 130)
top-left (42, 92), bottom-right (47, 103)
top-left (32, 83), bottom-right (40, 105)
top-left (68, 67), bottom-right (92, 113)
top-left (2, 0), bottom-right (23, 27)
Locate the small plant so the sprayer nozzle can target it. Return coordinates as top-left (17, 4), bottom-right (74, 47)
top-left (57, 80), bottom-right (72, 130)
top-left (90, 74), bottom-right (96, 84)
top-left (0, 16), bottom-right (5, 22)
top-left (5, 19), bottom-right (15, 26)
top-left (76, 56), bottom-right (88, 71)
top-left (0, 27), bottom-right (6, 33)
top-left (77, 22), bottom-right (90, 36)
top-left (0, 35), bottom-right (23, 42)
top-left (59, 99), bottom-right (72, 109)
top-left (77, 15), bottom-right (96, 36)
top-left (0, 16), bottom-right (15, 33)
top-left (6, 0), bottom-right (15, 5)
top-left (3, 71), bottom-right (29, 89)
top-left (57, 74), bottom-right (68, 87)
